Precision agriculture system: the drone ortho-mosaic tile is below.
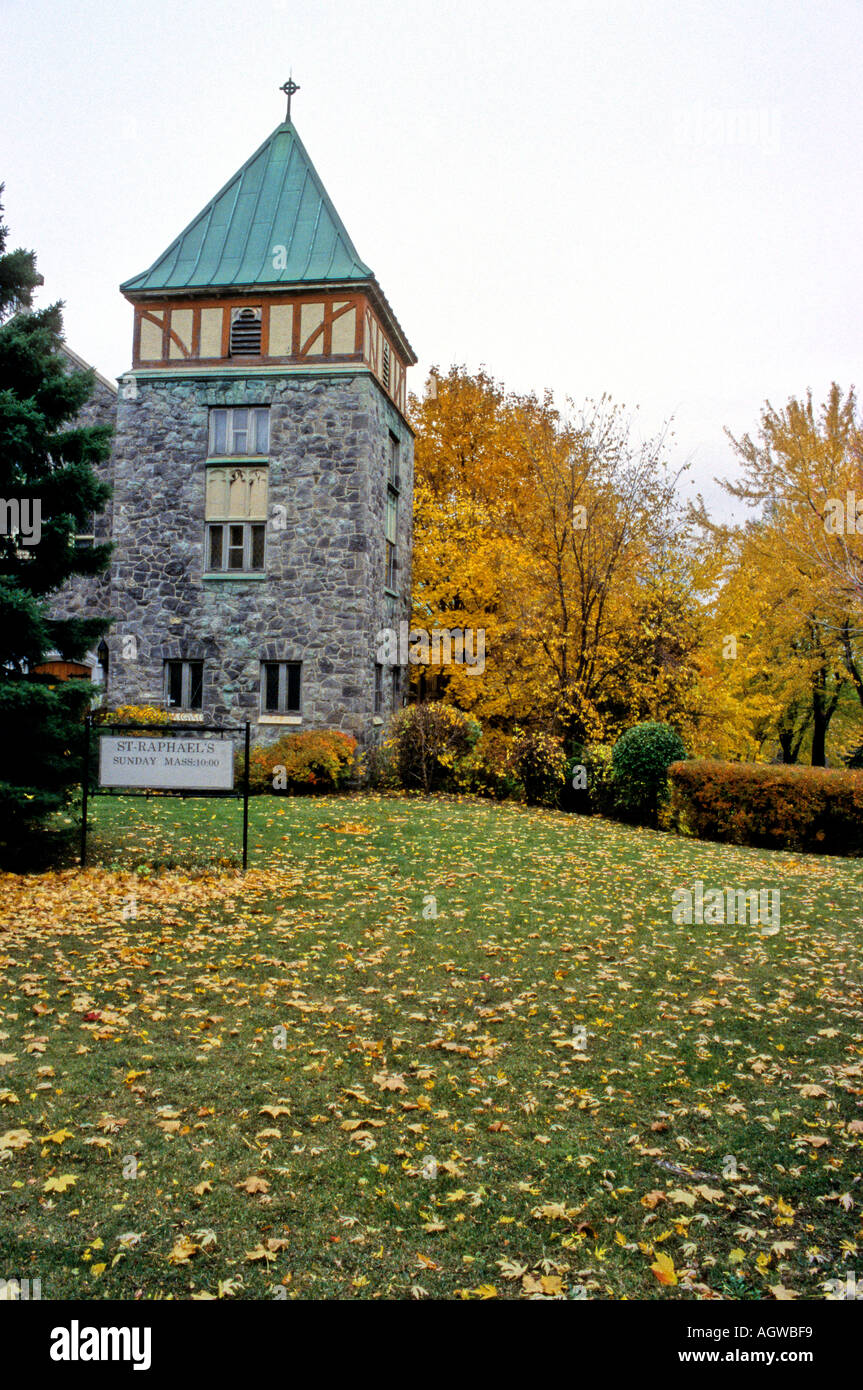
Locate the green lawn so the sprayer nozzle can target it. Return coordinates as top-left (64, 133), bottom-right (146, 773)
top-left (1, 792), bottom-right (862, 1300)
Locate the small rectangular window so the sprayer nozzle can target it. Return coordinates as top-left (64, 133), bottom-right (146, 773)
top-left (388, 433), bottom-right (399, 488)
top-left (385, 485), bottom-right (398, 590)
top-left (374, 662), bottom-right (384, 715)
top-left (165, 659), bottom-right (204, 711)
top-left (206, 521), bottom-right (265, 574)
top-left (208, 407), bottom-right (270, 457)
top-left (260, 661), bottom-right (302, 714)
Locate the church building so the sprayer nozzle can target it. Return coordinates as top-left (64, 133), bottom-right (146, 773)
top-left (60, 93), bottom-right (416, 743)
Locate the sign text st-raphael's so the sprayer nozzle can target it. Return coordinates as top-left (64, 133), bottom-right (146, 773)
top-left (98, 737), bottom-right (235, 791)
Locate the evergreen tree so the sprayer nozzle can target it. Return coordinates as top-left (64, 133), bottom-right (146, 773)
top-left (0, 186), bottom-right (112, 846)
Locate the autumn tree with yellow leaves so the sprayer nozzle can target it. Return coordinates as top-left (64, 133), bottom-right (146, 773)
top-left (409, 367), bottom-right (705, 748)
top-left (692, 384), bottom-right (863, 764)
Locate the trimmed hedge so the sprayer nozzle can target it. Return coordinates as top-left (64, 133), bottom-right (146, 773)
top-left (669, 759), bottom-right (863, 855)
top-left (612, 722), bottom-right (686, 825)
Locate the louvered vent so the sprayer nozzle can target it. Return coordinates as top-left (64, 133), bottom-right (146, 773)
top-left (382, 341), bottom-right (391, 390)
top-left (230, 307), bottom-right (262, 356)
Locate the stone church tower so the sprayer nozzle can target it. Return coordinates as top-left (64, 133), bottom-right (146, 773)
top-left (103, 103), bottom-right (416, 741)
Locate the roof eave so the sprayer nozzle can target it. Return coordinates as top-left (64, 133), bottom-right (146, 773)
top-left (59, 341), bottom-right (118, 395)
top-left (366, 277), bottom-right (417, 367)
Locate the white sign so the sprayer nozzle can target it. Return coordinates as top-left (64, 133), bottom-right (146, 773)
top-left (99, 736), bottom-right (235, 790)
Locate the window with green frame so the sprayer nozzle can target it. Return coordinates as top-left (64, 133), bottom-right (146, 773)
top-left (208, 407), bottom-right (269, 456)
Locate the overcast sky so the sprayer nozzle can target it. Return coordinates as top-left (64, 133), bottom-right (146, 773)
top-left (2, 0), bottom-right (861, 517)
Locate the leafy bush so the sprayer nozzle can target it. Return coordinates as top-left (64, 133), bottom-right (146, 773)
top-left (612, 722), bottom-right (686, 825)
top-left (242, 729), bottom-right (358, 794)
top-left (456, 728), bottom-right (521, 800)
top-left (508, 728), bottom-right (568, 807)
top-left (361, 740), bottom-right (400, 791)
top-left (581, 743), bottom-right (617, 815)
top-left (669, 759), bottom-right (863, 855)
top-left (387, 703), bottom-right (478, 793)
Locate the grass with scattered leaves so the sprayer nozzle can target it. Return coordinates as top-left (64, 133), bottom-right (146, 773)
top-left (1, 792), bottom-right (861, 1300)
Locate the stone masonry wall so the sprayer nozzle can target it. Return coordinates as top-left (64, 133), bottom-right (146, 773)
top-left (104, 368), bottom-right (413, 743)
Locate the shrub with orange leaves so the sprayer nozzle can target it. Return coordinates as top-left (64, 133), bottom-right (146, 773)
top-left (669, 759), bottom-right (863, 854)
top-left (242, 729), bottom-right (358, 795)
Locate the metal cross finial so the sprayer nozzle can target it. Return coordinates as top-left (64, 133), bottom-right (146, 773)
top-left (280, 76), bottom-right (300, 122)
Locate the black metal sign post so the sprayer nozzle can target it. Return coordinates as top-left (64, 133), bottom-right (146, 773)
top-left (80, 715), bottom-right (91, 868)
top-left (80, 717), bottom-right (251, 870)
top-left (242, 720), bottom-right (250, 871)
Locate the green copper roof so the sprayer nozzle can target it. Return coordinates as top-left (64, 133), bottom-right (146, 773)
top-left (121, 122), bottom-right (373, 293)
